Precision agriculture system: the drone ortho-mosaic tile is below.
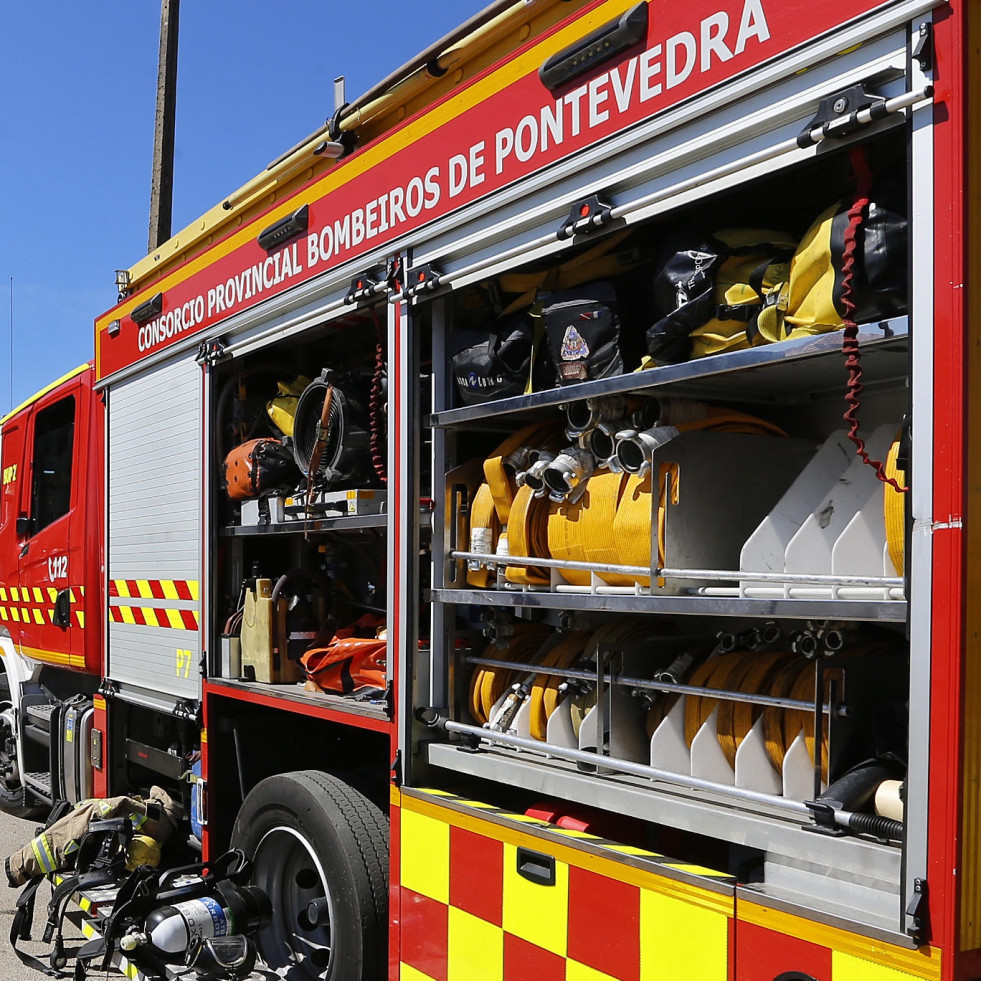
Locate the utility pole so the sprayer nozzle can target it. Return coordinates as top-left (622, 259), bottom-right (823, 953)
top-left (148, 0), bottom-right (180, 252)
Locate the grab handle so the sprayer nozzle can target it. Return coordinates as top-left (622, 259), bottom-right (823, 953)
top-left (516, 846), bottom-right (556, 886)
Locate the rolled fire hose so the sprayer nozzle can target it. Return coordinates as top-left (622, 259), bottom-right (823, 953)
top-left (884, 436), bottom-right (906, 576)
top-left (468, 424), bottom-right (559, 587)
top-left (717, 650), bottom-right (793, 768)
top-left (468, 623), bottom-right (551, 724)
top-left (466, 483), bottom-right (499, 588)
top-left (785, 664), bottom-right (841, 784)
top-left (526, 631), bottom-right (592, 740)
top-left (547, 470), bottom-right (628, 586)
top-left (763, 658), bottom-right (814, 773)
top-left (505, 484), bottom-right (553, 585)
top-left (483, 422), bottom-right (557, 525)
top-left (683, 651), bottom-right (755, 748)
top-left (559, 621), bottom-right (656, 739)
top-left (676, 650), bottom-right (841, 781)
top-left (469, 411), bottom-right (906, 604)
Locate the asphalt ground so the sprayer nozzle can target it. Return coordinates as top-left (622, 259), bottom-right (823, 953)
top-left (0, 804), bottom-right (73, 981)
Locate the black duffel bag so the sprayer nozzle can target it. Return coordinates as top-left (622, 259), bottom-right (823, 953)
top-left (449, 312), bottom-right (536, 405)
top-left (541, 281), bottom-right (622, 384)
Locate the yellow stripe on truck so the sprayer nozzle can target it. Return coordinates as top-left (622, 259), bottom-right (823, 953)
top-left (400, 807), bottom-right (450, 905)
top-left (502, 841), bottom-right (569, 954)
top-left (640, 887), bottom-right (728, 980)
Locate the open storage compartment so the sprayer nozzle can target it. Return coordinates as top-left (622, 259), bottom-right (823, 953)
top-left (207, 296), bottom-right (428, 725)
top-left (422, 114), bottom-right (919, 938)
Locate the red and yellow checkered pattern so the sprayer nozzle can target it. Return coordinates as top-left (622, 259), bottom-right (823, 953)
top-left (398, 789), bottom-right (734, 981)
top-left (0, 583), bottom-right (85, 628)
top-left (397, 789), bottom-right (943, 981)
top-left (109, 578), bottom-right (199, 632)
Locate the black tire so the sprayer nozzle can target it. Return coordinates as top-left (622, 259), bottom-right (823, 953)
top-left (230, 770), bottom-right (388, 981)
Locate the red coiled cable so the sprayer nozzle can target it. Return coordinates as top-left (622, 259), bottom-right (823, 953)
top-left (840, 147), bottom-right (908, 494)
top-left (368, 303), bottom-right (388, 484)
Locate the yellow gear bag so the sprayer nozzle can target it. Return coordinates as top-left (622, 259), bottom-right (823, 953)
top-left (755, 191), bottom-right (908, 344)
top-left (266, 375), bottom-right (311, 437)
top-left (690, 228), bottom-right (797, 358)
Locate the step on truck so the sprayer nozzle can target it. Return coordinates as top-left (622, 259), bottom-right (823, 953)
top-left (2, 0), bottom-right (981, 978)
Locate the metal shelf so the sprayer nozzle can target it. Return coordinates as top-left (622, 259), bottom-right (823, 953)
top-left (205, 677), bottom-right (391, 731)
top-left (431, 587), bottom-right (906, 623)
top-left (222, 513), bottom-right (387, 537)
top-left (431, 318), bottom-right (908, 427)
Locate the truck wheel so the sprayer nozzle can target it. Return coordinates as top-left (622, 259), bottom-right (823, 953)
top-left (0, 667), bottom-right (39, 818)
top-left (230, 770), bottom-right (388, 981)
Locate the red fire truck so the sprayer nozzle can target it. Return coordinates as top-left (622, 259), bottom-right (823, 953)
top-left (2, 0), bottom-right (980, 978)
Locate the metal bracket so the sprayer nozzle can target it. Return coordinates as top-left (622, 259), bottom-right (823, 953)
top-left (390, 749), bottom-right (402, 788)
top-left (172, 699), bottom-right (201, 725)
top-left (196, 339), bottom-right (227, 366)
top-left (558, 194), bottom-right (614, 239)
top-left (802, 799), bottom-right (847, 837)
top-left (905, 877), bottom-right (928, 944)
top-left (797, 83), bottom-right (889, 148)
top-left (98, 679), bottom-right (120, 699)
top-left (345, 266), bottom-right (393, 305)
top-left (912, 22), bottom-right (933, 73)
top-left (404, 263), bottom-right (443, 299)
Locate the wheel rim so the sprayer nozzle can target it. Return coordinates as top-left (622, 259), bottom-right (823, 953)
top-left (252, 825), bottom-right (334, 980)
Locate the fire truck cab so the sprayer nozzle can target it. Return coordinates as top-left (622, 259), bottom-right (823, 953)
top-left (0, 365), bottom-right (102, 815)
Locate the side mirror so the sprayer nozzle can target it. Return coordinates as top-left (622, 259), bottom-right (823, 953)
top-left (15, 515), bottom-right (31, 538)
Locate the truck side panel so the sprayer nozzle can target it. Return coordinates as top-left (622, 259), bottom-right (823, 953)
top-left (106, 354), bottom-right (202, 706)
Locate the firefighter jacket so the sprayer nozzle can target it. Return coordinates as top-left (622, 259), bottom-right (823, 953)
top-left (4, 786), bottom-right (182, 887)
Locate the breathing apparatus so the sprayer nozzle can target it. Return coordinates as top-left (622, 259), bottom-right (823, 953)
top-left (78, 849), bottom-right (270, 980)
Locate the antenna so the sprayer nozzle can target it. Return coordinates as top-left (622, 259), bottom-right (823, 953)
top-left (8, 277), bottom-right (11, 413)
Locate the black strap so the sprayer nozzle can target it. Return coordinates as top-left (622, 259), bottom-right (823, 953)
top-left (746, 255), bottom-right (775, 302)
top-left (10, 876), bottom-right (61, 976)
top-left (714, 303), bottom-right (758, 323)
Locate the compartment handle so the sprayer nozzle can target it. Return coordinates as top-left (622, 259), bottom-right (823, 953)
top-left (516, 846), bottom-right (556, 886)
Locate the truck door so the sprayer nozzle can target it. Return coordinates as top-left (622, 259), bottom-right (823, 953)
top-left (15, 380), bottom-right (85, 669)
top-left (105, 353), bottom-right (202, 710)
top-left (0, 414), bottom-right (27, 630)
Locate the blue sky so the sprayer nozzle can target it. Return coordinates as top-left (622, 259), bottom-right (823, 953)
top-left (0, 1), bottom-right (487, 411)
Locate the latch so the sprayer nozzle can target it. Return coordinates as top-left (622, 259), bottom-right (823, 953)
top-left (912, 22), bottom-right (933, 73)
top-left (905, 878), bottom-right (928, 944)
top-left (196, 339), bottom-right (227, 366)
top-left (797, 83), bottom-right (889, 148)
top-left (404, 263), bottom-right (443, 299)
top-left (172, 699), bottom-right (201, 724)
top-left (98, 678), bottom-right (120, 698)
top-left (557, 194), bottom-right (614, 239)
top-left (347, 257), bottom-right (404, 304)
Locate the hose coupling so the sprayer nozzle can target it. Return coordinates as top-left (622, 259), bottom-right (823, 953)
top-left (565, 396), bottom-right (628, 438)
top-left (518, 452), bottom-right (556, 493)
top-left (614, 425), bottom-right (681, 475)
top-left (543, 446), bottom-right (596, 502)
